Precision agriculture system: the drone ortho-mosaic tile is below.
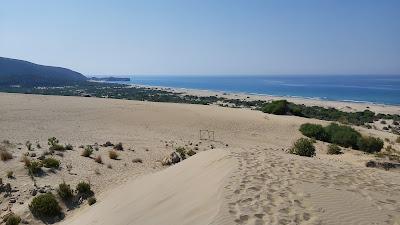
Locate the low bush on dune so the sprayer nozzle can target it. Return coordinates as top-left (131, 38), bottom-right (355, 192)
top-left (29, 193), bottom-right (61, 218)
top-left (262, 100), bottom-right (290, 115)
top-left (6, 171), bottom-right (14, 178)
top-left (26, 161), bottom-right (43, 176)
top-left (299, 123), bottom-right (329, 142)
top-left (396, 136), bottom-right (400, 143)
top-left (82, 146), bottom-right (94, 157)
top-left (299, 122), bottom-right (384, 153)
top-left (175, 146), bottom-right (186, 159)
top-left (187, 149), bottom-right (196, 156)
top-left (42, 158), bottom-right (60, 169)
top-left (3, 213), bottom-right (21, 225)
top-left (289, 138), bottom-right (316, 157)
top-left (357, 136), bottom-right (384, 153)
top-left (48, 137), bottom-right (66, 151)
top-left (0, 149), bottom-right (13, 161)
top-left (65, 144), bottom-right (73, 150)
top-left (327, 144), bottom-right (342, 155)
top-left (76, 181), bottom-right (93, 197)
top-left (109, 150), bottom-right (118, 160)
top-left (88, 197), bottom-right (97, 206)
top-left (57, 182), bottom-right (73, 201)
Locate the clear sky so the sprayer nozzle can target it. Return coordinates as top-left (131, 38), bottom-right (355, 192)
top-left (0, 0), bottom-right (399, 75)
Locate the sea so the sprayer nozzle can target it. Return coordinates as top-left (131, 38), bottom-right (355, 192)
top-left (107, 75), bottom-right (400, 106)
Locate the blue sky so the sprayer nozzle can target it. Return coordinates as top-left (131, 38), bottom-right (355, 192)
top-left (0, 0), bottom-right (399, 75)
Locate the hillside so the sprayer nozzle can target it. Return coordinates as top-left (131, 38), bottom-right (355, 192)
top-left (0, 57), bottom-right (87, 86)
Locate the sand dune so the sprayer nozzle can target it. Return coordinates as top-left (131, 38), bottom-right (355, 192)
top-left (1, 93), bottom-right (400, 225)
top-left (60, 149), bottom-right (235, 225)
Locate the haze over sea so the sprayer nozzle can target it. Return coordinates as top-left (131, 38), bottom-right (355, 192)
top-left (106, 75), bottom-right (400, 106)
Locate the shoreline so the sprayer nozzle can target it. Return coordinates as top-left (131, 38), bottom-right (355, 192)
top-left (123, 83), bottom-right (400, 115)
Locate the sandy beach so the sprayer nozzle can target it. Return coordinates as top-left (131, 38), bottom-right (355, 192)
top-left (1, 92), bottom-right (400, 225)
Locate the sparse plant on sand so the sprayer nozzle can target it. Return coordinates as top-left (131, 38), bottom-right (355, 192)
top-left (109, 150), bottom-right (118, 160)
top-left (3, 213), bottom-right (21, 225)
top-left (26, 161), bottom-right (43, 176)
top-left (357, 136), bottom-right (384, 153)
top-left (396, 136), bottom-right (400, 143)
top-left (289, 138), bottom-right (316, 157)
top-left (42, 158), bottom-right (60, 169)
top-left (76, 181), bottom-right (93, 197)
top-left (107, 163), bottom-right (112, 169)
top-left (0, 149), bottom-right (13, 161)
top-left (29, 193), bottom-right (61, 218)
top-left (88, 197), bottom-right (97, 206)
top-left (6, 171), bottom-right (14, 178)
top-left (327, 144), bottom-right (342, 155)
top-left (25, 141), bottom-right (33, 151)
top-left (175, 146), bottom-right (186, 159)
top-left (48, 137), bottom-right (66, 151)
top-left (57, 182), bottom-right (73, 200)
top-left (65, 144), bottom-right (73, 150)
top-left (94, 155), bottom-right (102, 164)
top-left (82, 145), bottom-right (94, 157)
top-left (187, 149), bottom-right (196, 156)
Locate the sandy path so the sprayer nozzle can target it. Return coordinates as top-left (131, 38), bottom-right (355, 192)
top-left (60, 149), bottom-right (236, 225)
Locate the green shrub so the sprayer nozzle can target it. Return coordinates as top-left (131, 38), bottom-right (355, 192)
top-left (357, 136), bottom-right (384, 153)
top-left (4, 213), bottom-right (21, 225)
top-left (324, 123), bottom-right (360, 149)
top-left (42, 158), bottom-right (60, 169)
top-left (82, 146), bottom-right (93, 157)
top-left (76, 181), bottom-right (93, 197)
top-left (187, 149), bottom-right (196, 156)
top-left (26, 161), bottom-right (43, 176)
top-left (88, 197), bottom-right (97, 206)
top-left (289, 138), bottom-right (316, 157)
top-left (25, 141), bottom-right (32, 151)
top-left (262, 100), bottom-right (289, 115)
top-left (48, 137), bottom-right (65, 151)
top-left (299, 123), bottom-right (329, 141)
top-left (327, 144), bottom-right (342, 155)
top-left (29, 193), bottom-right (61, 218)
top-left (396, 136), bottom-right (400, 143)
top-left (57, 182), bottom-right (73, 200)
top-left (175, 147), bottom-right (186, 159)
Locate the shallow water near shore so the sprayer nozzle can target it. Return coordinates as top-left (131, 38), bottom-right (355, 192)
top-left (110, 75), bottom-right (400, 105)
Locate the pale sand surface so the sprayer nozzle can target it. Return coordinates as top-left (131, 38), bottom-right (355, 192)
top-left (61, 149), bottom-right (235, 225)
top-left (0, 92), bottom-right (400, 225)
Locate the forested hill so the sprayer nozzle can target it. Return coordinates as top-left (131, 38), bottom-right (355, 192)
top-left (0, 57), bottom-right (87, 86)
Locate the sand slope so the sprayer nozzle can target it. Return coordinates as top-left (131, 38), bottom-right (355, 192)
top-left (60, 149), bottom-right (235, 225)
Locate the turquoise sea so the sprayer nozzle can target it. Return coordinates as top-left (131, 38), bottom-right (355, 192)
top-left (108, 75), bottom-right (400, 106)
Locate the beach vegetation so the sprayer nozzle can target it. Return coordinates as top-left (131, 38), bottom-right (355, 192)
top-left (299, 123), bottom-right (329, 142)
top-left (109, 150), bottom-right (118, 160)
top-left (82, 145), bottom-right (93, 157)
top-left (42, 158), bottom-right (60, 169)
top-left (175, 146), bottom-right (186, 159)
top-left (289, 138), bottom-right (316, 157)
top-left (3, 213), bottom-right (21, 225)
top-left (88, 197), bottom-right (97, 206)
top-left (357, 136), bottom-right (384, 153)
top-left (26, 160), bottom-right (43, 176)
top-left (0, 149), bottom-right (13, 161)
top-left (187, 149), bottom-right (197, 156)
top-left (327, 144), bottom-right (342, 155)
top-left (57, 182), bottom-right (73, 200)
top-left (29, 193), bottom-right (61, 218)
top-left (76, 181), bottom-right (93, 197)
top-left (6, 170), bottom-right (14, 178)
